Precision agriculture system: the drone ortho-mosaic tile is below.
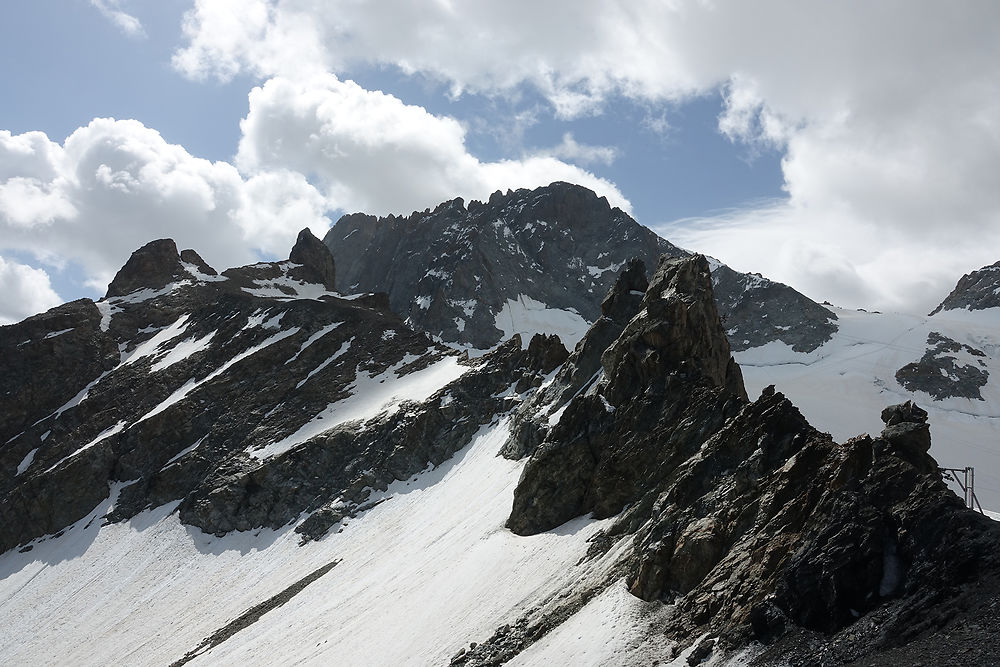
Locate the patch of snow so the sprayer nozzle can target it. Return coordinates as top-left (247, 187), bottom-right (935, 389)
top-left (137, 328), bottom-right (301, 425)
top-left (15, 448), bottom-right (37, 476)
top-left (255, 355), bottom-right (468, 461)
top-left (514, 583), bottom-right (676, 666)
top-left (41, 370), bottom-right (114, 423)
top-left (243, 275), bottom-right (337, 301)
top-left (494, 294), bottom-right (591, 350)
top-left (122, 314), bottom-right (191, 365)
top-left (295, 337), bottom-right (354, 389)
top-left (150, 332), bottom-right (217, 373)
top-left (43, 328), bottom-right (74, 339)
top-left (547, 405), bottom-right (568, 426)
top-left (46, 420), bottom-right (127, 472)
top-left (415, 295), bottom-right (432, 310)
top-left (95, 300), bottom-right (120, 332)
top-left (181, 262), bottom-right (227, 283)
top-left (586, 261), bottom-right (624, 278)
top-left (162, 436), bottom-right (207, 469)
top-left (285, 323), bottom-right (342, 364)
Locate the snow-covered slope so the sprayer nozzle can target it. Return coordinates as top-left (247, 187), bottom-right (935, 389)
top-left (0, 421), bottom-right (659, 666)
top-left (738, 306), bottom-right (1000, 509)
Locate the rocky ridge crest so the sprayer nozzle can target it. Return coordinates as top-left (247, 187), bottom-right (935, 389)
top-left (324, 181), bottom-right (837, 353)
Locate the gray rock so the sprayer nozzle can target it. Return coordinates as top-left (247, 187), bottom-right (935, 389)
top-left (288, 227), bottom-right (337, 291)
top-left (930, 260), bottom-right (1000, 314)
top-left (895, 332), bottom-right (989, 400)
top-left (106, 239), bottom-right (190, 297)
top-left (324, 182), bottom-right (837, 352)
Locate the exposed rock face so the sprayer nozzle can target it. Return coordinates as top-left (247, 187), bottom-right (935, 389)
top-left (106, 239), bottom-right (192, 297)
top-left (895, 331), bottom-right (989, 400)
top-left (0, 299), bottom-right (119, 446)
top-left (931, 260), bottom-right (1000, 314)
top-left (324, 182), bottom-right (836, 352)
top-left (493, 253), bottom-right (1000, 663)
top-left (288, 227), bottom-right (337, 290)
top-left (709, 261), bottom-right (838, 352)
top-left (0, 237), bottom-right (526, 553)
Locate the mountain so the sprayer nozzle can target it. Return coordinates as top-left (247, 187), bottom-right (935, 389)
top-left (324, 181), bottom-right (837, 354)
top-left (931, 260), bottom-right (1000, 314)
top-left (736, 270), bottom-right (1000, 509)
top-left (2, 230), bottom-right (999, 665)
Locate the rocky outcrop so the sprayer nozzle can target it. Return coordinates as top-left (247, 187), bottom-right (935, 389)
top-left (0, 299), bottom-right (119, 444)
top-left (931, 260), bottom-right (1000, 314)
top-left (0, 236), bottom-right (520, 553)
top-left (106, 239), bottom-right (192, 297)
top-left (895, 331), bottom-right (989, 400)
top-left (710, 261), bottom-right (838, 352)
top-left (324, 182), bottom-right (836, 351)
top-left (494, 253), bottom-right (1000, 663)
top-left (506, 255), bottom-right (747, 536)
top-left (288, 227), bottom-right (337, 291)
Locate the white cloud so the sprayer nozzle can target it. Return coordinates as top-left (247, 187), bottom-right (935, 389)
top-left (236, 75), bottom-right (629, 216)
top-left (0, 120), bottom-right (331, 296)
top-left (536, 133), bottom-right (619, 167)
top-left (658, 201), bottom-right (1000, 314)
top-left (174, 1), bottom-right (1000, 312)
top-left (0, 256), bottom-right (62, 324)
top-left (90, 0), bottom-right (146, 39)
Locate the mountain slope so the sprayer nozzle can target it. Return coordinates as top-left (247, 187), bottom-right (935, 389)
top-left (2, 231), bottom-right (999, 665)
top-left (324, 181), bottom-right (837, 353)
top-left (931, 260), bottom-right (1000, 314)
top-left (737, 302), bottom-right (1000, 510)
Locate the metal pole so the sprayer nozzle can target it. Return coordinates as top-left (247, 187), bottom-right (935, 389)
top-left (969, 467), bottom-right (975, 510)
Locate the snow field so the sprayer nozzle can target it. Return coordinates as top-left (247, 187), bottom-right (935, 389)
top-left (494, 294), bottom-right (590, 351)
top-left (737, 306), bottom-right (1000, 509)
top-left (254, 355), bottom-right (468, 460)
top-left (0, 420), bottom-right (640, 666)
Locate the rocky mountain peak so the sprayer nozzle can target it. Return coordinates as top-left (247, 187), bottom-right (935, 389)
top-left (105, 238), bottom-right (190, 297)
top-left (930, 260), bottom-right (1000, 314)
top-left (600, 257), bottom-right (647, 321)
top-left (601, 254), bottom-right (747, 404)
top-left (324, 182), bottom-right (837, 353)
top-left (288, 227), bottom-right (337, 291)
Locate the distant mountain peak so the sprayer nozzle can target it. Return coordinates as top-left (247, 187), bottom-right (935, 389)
top-left (324, 181), bottom-right (837, 353)
top-left (931, 260), bottom-right (1000, 315)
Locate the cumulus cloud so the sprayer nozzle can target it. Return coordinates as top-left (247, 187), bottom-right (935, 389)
top-left (0, 121), bottom-right (331, 295)
top-left (0, 95), bottom-right (626, 308)
top-left (0, 256), bottom-right (62, 324)
top-left (90, 0), bottom-right (146, 38)
top-left (174, 0), bottom-right (1000, 312)
top-left (236, 75), bottom-right (629, 216)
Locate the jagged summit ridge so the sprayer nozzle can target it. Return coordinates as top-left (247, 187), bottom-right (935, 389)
top-left (324, 181), bottom-right (838, 353)
top-left (2, 237), bottom-right (1000, 665)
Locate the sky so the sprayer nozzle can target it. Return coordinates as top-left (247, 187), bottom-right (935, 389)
top-left (1, 1), bottom-right (998, 324)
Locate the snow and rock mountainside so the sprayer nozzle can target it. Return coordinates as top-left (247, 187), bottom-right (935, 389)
top-left (324, 181), bottom-right (837, 353)
top-left (737, 261), bottom-right (1000, 510)
top-left (3, 239), bottom-right (1000, 665)
top-left (931, 260), bottom-right (1000, 314)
